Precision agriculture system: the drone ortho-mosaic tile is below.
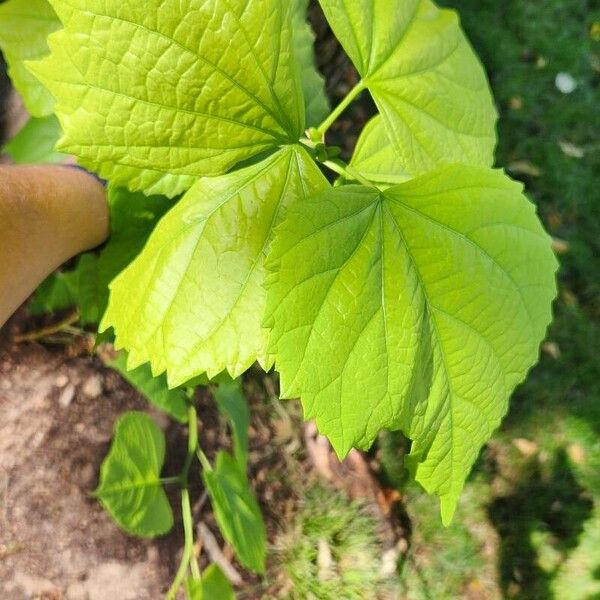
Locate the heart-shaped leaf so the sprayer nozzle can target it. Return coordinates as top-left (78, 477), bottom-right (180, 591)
top-left (95, 412), bottom-right (173, 537)
top-left (265, 165), bottom-right (557, 522)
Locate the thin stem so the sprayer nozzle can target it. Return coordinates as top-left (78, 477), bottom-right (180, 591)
top-left (197, 449), bottom-right (213, 473)
top-left (317, 81), bottom-right (366, 136)
top-left (165, 401), bottom-right (200, 599)
top-left (184, 488), bottom-right (201, 581)
top-left (166, 489), bottom-right (195, 600)
top-left (13, 309), bottom-right (80, 343)
top-left (322, 159), bottom-right (373, 187)
top-left (180, 402), bottom-right (199, 486)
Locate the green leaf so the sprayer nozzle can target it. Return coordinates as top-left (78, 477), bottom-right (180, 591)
top-left (30, 254), bottom-right (99, 323)
top-left (95, 411), bottom-right (174, 537)
top-left (185, 577), bottom-right (202, 600)
top-left (350, 115), bottom-right (411, 186)
top-left (200, 565), bottom-right (236, 600)
top-left (3, 115), bottom-right (66, 164)
top-left (108, 353), bottom-right (189, 424)
top-left (29, 0), bottom-right (305, 196)
top-left (0, 0), bottom-right (60, 117)
top-left (102, 146), bottom-right (329, 386)
top-left (203, 452), bottom-right (266, 573)
top-left (292, 0), bottom-right (330, 127)
top-left (318, 0), bottom-right (498, 177)
top-left (265, 165), bottom-right (557, 523)
top-left (31, 186), bottom-right (172, 323)
top-left (29, 268), bottom-right (78, 316)
top-left (214, 380), bottom-right (250, 469)
top-left (186, 566), bottom-right (236, 600)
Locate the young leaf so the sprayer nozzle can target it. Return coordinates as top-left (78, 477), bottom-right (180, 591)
top-left (29, 0), bottom-right (305, 196)
top-left (108, 353), bottom-right (189, 424)
top-left (350, 115), bottom-right (411, 186)
top-left (0, 0), bottom-right (60, 117)
top-left (185, 577), bottom-right (202, 600)
top-left (3, 115), bottom-right (66, 164)
top-left (292, 0), bottom-right (330, 127)
top-left (200, 565), bottom-right (236, 600)
top-left (102, 146), bottom-right (329, 386)
top-left (318, 0), bottom-right (498, 176)
top-left (214, 380), bottom-right (250, 469)
top-left (203, 452), bottom-right (266, 574)
top-left (95, 412), bottom-right (174, 537)
top-left (265, 166), bottom-right (557, 523)
top-left (186, 566), bottom-right (235, 600)
top-left (31, 186), bottom-right (172, 323)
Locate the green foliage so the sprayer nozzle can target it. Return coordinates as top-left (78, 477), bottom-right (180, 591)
top-left (186, 565), bottom-right (236, 600)
top-left (0, 0), bottom-right (60, 116)
top-left (102, 146), bottom-right (328, 385)
top-left (30, 0), bottom-right (305, 196)
top-left (108, 353), bottom-right (189, 424)
top-left (3, 116), bottom-right (66, 164)
top-left (214, 380), bottom-right (250, 469)
top-left (318, 0), bottom-right (498, 176)
top-left (203, 452), bottom-right (267, 574)
top-left (23, 0), bottom-right (558, 521)
top-left (350, 115), bottom-right (411, 186)
top-left (95, 412), bottom-right (174, 538)
top-left (265, 166), bottom-right (557, 522)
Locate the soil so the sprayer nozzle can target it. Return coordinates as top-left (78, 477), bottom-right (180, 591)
top-left (1, 309), bottom-right (397, 600)
top-left (0, 311), bottom-right (177, 599)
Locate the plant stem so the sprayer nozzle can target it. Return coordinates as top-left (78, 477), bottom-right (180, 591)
top-left (317, 81), bottom-right (366, 136)
top-left (166, 489), bottom-right (196, 599)
top-left (13, 309), bottom-right (80, 343)
top-left (322, 159), bottom-right (373, 187)
top-left (165, 401), bottom-right (200, 599)
top-left (180, 402), bottom-right (199, 486)
top-left (197, 449), bottom-right (213, 473)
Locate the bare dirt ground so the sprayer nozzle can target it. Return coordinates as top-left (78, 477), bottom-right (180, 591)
top-left (0, 311), bottom-right (177, 599)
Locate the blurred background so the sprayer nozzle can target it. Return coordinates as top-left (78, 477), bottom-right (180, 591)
top-left (0, 0), bottom-right (598, 598)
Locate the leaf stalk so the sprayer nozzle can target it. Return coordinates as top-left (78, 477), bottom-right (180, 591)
top-left (316, 80), bottom-right (366, 136)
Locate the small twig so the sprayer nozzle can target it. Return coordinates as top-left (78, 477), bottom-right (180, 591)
top-left (13, 310), bottom-right (80, 343)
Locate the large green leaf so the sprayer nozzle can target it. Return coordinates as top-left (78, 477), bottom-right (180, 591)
top-left (108, 353), bottom-right (189, 424)
top-left (95, 411), bottom-right (174, 537)
top-left (203, 452), bottom-right (266, 573)
top-left (31, 186), bottom-right (172, 323)
top-left (350, 115), bottom-right (411, 186)
top-left (214, 380), bottom-right (250, 469)
top-left (3, 115), bottom-right (66, 164)
top-left (29, 0), bottom-right (305, 196)
top-left (102, 145), bottom-right (329, 386)
top-left (265, 166), bottom-right (557, 522)
top-left (0, 0), bottom-right (60, 117)
top-left (292, 0), bottom-right (330, 127)
top-left (318, 0), bottom-right (498, 177)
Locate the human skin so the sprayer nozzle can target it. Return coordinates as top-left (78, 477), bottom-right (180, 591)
top-left (0, 165), bottom-right (108, 327)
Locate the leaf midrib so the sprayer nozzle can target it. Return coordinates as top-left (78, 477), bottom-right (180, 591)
top-left (57, 0), bottom-right (296, 138)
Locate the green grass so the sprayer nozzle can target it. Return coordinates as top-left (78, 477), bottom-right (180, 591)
top-left (378, 1), bottom-right (600, 598)
top-left (270, 486), bottom-right (401, 600)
